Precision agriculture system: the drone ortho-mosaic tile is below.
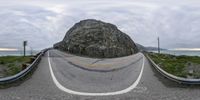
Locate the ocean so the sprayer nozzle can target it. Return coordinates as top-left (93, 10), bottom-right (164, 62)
top-left (0, 51), bottom-right (39, 56)
top-left (1, 50), bottom-right (200, 57)
top-left (150, 50), bottom-right (200, 57)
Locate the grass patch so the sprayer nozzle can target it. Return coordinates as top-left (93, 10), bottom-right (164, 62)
top-left (0, 56), bottom-right (32, 76)
top-left (148, 52), bottom-right (200, 78)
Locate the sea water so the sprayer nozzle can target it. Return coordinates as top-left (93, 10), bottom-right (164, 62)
top-left (151, 50), bottom-right (200, 57)
top-left (0, 51), bottom-right (39, 56)
top-left (1, 50), bottom-right (200, 57)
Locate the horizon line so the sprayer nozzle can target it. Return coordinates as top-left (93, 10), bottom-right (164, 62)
top-left (169, 48), bottom-right (200, 51)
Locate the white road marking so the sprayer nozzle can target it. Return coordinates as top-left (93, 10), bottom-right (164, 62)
top-left (48, 51), bottom-right (145, 96)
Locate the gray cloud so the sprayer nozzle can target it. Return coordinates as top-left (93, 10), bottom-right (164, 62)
top-left (0, 0), bottom-right (200, 50)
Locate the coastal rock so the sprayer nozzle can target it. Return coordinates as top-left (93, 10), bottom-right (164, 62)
top-left (54, 19), bottom-right (138, 58)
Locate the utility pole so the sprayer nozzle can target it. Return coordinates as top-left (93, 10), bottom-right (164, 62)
top-left (23, 41), bottom-right (27, 57)
top-left (157, 37), bottom-right (160, 53)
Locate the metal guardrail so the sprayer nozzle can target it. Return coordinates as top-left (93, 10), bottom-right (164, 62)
top-left (146, 54), bottom-right (200, 85)
top-left (0, 48), bottom-right (49, 84)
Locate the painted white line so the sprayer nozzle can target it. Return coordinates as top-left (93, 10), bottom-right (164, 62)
top-left (48, 51), bottom-right (145, 96)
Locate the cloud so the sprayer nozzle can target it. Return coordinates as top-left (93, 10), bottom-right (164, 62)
top-left (0, 0), bottom-right (200, 50)
top-left (0, 5), bottom-right (59, 50)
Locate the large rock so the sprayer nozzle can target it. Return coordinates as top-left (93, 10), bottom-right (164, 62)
top-left (54, 19), bottom-right (138, 58)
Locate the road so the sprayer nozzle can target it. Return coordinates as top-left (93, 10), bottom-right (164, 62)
top-left (0, 49), bottom-right (199, 100)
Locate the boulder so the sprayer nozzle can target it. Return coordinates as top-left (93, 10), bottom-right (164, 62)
top-left (54, 19), bottom-right (138, 58)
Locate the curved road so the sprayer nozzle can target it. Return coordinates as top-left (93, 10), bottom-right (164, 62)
top-left (0, 49), bottom-right (199, 100)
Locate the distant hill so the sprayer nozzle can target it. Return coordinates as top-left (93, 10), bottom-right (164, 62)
top-left (136, 43), bottom-right (167, 52)
top-left (135, 43), bottom-right (146, 51)
top-left (145, 46), bottom-right (167, 51)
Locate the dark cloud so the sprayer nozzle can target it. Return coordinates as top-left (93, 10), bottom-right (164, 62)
top-left (0, 0), bottom-right (200, 50)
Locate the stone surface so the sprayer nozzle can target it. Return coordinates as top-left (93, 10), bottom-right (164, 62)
top-left (54, 19), bottom-right (138, 58)
top-left (0, 65), bottom-right (6, 78)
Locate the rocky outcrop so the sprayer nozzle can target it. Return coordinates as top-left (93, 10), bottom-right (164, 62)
top-left (54, 19), bottom-right (138, 58)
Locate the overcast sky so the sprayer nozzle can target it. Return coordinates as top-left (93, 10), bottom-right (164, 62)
top-left (0, 0), bottom-right (200, 50)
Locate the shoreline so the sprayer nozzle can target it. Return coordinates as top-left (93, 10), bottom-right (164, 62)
top-left (148, 50), bottom-right (200, 57)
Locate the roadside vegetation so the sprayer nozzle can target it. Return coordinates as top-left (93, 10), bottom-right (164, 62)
top-left (0, 56), bottom-right (32, 77)
top-left (148, 52), bottom-right (200, 79)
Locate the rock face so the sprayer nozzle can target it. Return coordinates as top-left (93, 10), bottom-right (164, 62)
top-left (54, 19), bottom-right (138, 58)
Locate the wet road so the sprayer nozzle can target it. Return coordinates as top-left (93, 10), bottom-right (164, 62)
top-left (0, 49), bottom-right (199, 100)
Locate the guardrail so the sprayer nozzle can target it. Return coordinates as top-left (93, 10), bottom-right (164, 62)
top-left (146, 54), bottom-right (200, 85)
top-left (0, 48), bottom-right (49, 84)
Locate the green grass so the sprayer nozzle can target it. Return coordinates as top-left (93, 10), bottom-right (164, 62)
top-left (148, 52), bottom-right (200, 78)
top-left (0, 56), bottom-right (31, 76)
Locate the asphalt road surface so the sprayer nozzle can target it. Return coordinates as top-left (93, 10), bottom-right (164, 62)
top-left (0, 49), bottom-right (199, 100)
